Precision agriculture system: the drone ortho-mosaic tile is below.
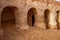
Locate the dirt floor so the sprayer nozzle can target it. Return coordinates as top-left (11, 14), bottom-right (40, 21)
top-left (0, 21), bottom-right (60, 40)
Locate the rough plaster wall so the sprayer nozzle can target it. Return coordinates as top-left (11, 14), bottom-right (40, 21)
top-left (21, 0), bottom-right (60, 29)
top-left (20, 0), bottom-right (48, 29)
top-left (0, 0), bottom-right (60, 40)
top-left (35, 2), bottom-right (47, 28)
top-left (0, 0), bottom-right (60, 29)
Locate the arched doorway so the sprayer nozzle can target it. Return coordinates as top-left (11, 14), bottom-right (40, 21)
top-left (27, 8), bottom-right (36, 26)
top-left (56, 11), bottom-right (60, 29)
top-left (1, 6), bottom-right (17, 29)
top-left (44, 9), bottom-right (50, 29)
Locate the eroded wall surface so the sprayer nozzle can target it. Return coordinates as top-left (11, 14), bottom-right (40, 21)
top-left (0, 0), bottom-right (60, 34)
top-left (0, 0), bottom-right (60, 40)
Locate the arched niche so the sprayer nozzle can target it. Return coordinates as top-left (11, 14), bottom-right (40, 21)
top-left (27, 8), bottom-right (37, 27)
top-left (44, 9), bottom-right (50, 29)
top-left (56, 11), bottom-right (60, 29)
top-left (1, 6), bottom-right (18, 29)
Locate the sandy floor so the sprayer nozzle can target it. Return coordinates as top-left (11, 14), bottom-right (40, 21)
top-left (0, 21), bottom-right (60, 40)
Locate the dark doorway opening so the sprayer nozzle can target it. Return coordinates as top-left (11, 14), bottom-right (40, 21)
top-left (44, 9), bottom-right (50, 29)
top-left (32, 15), bottom-right (35, 26)
top-left (1, 6), bottom-right (17, 28)
top-left (27, 8), bottom-right (36, 26)
top-left (56, 11), bottom-right (60, 29)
